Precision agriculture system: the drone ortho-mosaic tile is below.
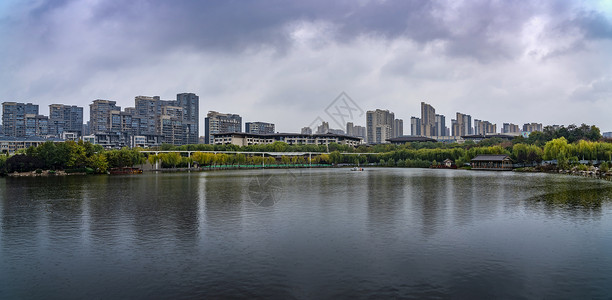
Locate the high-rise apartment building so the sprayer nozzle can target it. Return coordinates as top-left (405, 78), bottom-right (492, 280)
top-left (451, 112), bottom-right (472, 136)
top-left (523, 123), bottom-right (543, 132)
top-left (420, 102), bottom-right (436, 136)
top-left (474, 119), bottom-right (496, 135)
top-left (25, 114), bottom-right (49, 137)
top-left (48, 104), bottom-right (83, 137)
top-left (1, 102), bottom-right (39, 137)
top-left (366, 109), bottom-right (395, 144)
top-left (316, 121), bottom-right (330, 134)
top-left (176, 93), bottom-right (199, 145)
top-left (434, 114), bottom-right (447, 137)
top-left (90, 100), bottom-right (121, 134)
top-left (411, 117), bottom-right (421, 136)
top-left (346, 122), bottom-right (366, 141)
top-left (301, 127), bottom-right (313, 135)
top-left (205, 111), bottom-right (242, 144)
top-left (393, 119), bottom-right (403, 138)
top-left (246, 122), bottom-right (275, 134)
top-left (502, 123), bottom-right (520, 134)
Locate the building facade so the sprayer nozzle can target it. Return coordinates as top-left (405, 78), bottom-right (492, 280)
top-left (452, 112), bottom-right (473, 136)
top-left (366, 109), bottom-right (395, 144)
top-left (502, 123), bottom-right (520, 134)
top-left (204, 111), bottom-right (242, 144)
top-left (48, 104), bottom-right (83, 137)
top-left (523, 123), bottom-right (543, 132)
top-left (346, 122), bottom-right (366, 141)
top-left (411, 117), bottom-right (421, 136)
top-left (1, 102), bottom-right (39, 137)
top-left (474, 119), bottom-right (496, 135)
top-left (420, 102), bottom-right (436, 136)
top-left (212, 132), bottom-right (362, 147)
top-left (245, 122), bottom-right (275, 134)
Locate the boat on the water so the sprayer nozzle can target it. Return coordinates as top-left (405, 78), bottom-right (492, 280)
top-left (350, 167), bottom-right (364, 171)
top-left (109, 167), bottom-right (143, 175)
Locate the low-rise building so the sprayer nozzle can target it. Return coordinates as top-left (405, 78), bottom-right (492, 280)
top-left (212, 132), bottom-right (362, 147)
top-left (0, 136), bottom-right (63, 155)
top-left (471, 154), bottom-right (513, 171)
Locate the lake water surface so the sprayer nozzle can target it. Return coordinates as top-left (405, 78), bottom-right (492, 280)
top-left (1, 168), bottom-right (612, 299)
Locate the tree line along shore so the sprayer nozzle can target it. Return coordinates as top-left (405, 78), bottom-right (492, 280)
top-left (1, 123), bottom-right (610, 176)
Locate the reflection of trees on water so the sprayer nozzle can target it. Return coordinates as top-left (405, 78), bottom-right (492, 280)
top-left (366, 171), bottom-right (405, 226)
top-left (527, 186), bottom-right (611, 214)
top-left (1, 177), bottom-right (86, 235)
top-left (410, 175), bottom-right (447, 237)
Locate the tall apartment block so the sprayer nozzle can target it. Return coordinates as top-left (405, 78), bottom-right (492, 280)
top-left (411, 117), bottom-right (421, 136)
top-left (366, 109), bottom-right (395, 144)
top-left (246, 122), bottom-right (275, 134)
top-left (474, 119), bottom-right (496, 135)
top-left (502, 123), bottom-right (520, 134)
top-left (523, 123), bottom-right (543, 132)
top-left (393, 119), bottom-right (403, 138)
top-left (434, 114), bottom-right (448, 136)
top-left (316, 121), bottom-right (330, 134)
top-left (88, 93), bottom-right (199, 147)
top-left (205, 111), bottom-right (242, 144)
top-left (346, 122), bottom-right (366, 141)
top-left (49, 104), bottom-right (83, 137)
top-left (90, 100), bottom-right (121, 134)
top-left (420, 102), bottom-right (436, 136)
top-left (451, 112), bottom-right (472, 136)
top-left (2, 102), bottom-right (44, 137)
top-left (176, 93), bottom-right (199, 145)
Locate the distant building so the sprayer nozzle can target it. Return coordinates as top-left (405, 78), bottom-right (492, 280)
top-left (346, 122), bottom-right (366, 141)
top-left (393, 119), bottom-right (403, 138)
top-left (420, 102), bottom-right (436, 136)
top-left (474, 119), bottom-right (496, 135)
top-left (410, 117), bottom-right (421, 136)
top-left (25, 114), bottom-right (49, 137)
top-left (212, 132), bottom-right (361, 147)
top-left (523, 123), bottom-right (543, 132)
top-left (90, 99), bottom-right (121, 134)
top-left (366, 109), bottom-right (395, 144)
top-left (246, 122), bottom-right (275, 134)
top-left (175, 93), bottom-right (199, 145)
top-left (49, 104), bottom-right (83, 137)
top-left (435, 114), bottom-right (447, 136)
top-left (301, 127), bottom-right (313, 135)
top-left (603, 132), bottom-right (612, 139)
top-left (0, 136), bottom-right (63, 155)
top-left (502, 123), bottom-right (520, 134)
top-left (316, 121), bottom-right (330, 134)
top-left (452, 112), bottom-right (472, 136)
top-left (2, 102), bottom-right (39, 137)
top-left (387, 136), bottom-right (437, 144)
top-left (205, 111), bottom-right (242, 144)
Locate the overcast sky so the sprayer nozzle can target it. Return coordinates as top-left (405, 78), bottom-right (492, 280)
top-left (1, 0), bottom-right (611, 134)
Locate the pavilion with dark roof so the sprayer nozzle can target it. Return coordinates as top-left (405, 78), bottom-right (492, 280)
top-left (470, 154), bottom-right (513, 171)
top-left (386, 136), bottom-right (437, 145)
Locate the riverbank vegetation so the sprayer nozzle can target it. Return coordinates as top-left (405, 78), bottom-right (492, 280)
top-left (0, 123), bottom-right (609, 175)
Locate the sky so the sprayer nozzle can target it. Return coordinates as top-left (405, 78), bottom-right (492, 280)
top-left (1, 0), bottom-right (612, 134)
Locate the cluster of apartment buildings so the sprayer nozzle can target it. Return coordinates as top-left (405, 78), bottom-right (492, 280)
top-left (3, 94), bottom-right (606, 153)
top-left (409, 102), bottom-right (544, 140)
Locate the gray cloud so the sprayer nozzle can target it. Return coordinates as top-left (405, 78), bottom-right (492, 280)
top-left (1, 0), bottom-right (611, 132)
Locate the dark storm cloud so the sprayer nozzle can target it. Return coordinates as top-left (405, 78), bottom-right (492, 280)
top-left (563, 10), bottom-right (612, 39)
top-left (1, 0), bottom-right (611, 131)
top-left (12, 0), bottom-right (609, 61)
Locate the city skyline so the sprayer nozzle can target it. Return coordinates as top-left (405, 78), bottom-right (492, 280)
top-left (1, 1), bottom-right (611, 133)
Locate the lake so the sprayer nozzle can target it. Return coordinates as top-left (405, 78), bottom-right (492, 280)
top-left (1, 168), bottom-right (612, 299)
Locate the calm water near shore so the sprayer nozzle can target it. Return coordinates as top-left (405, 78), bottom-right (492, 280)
top-left (1, 168), bottom-right (612, 299)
